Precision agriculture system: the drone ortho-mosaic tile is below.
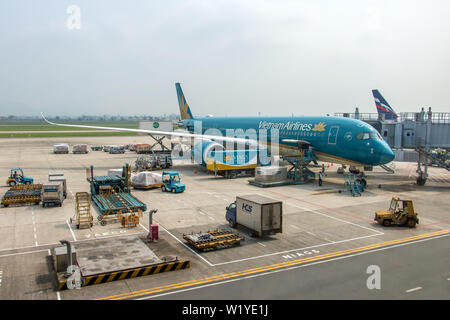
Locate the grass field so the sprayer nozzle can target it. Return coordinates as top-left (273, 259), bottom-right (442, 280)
top-left (0, 121), bottom-right (140, 137)
top-left (0, 131), bottom-right (139, 138)
top-left (0, 121), bottom-right (139, 131)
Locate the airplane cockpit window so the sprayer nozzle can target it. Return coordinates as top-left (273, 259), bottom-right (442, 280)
top-left (357, 132), bottom-right (382, 141)
top-left (370, 132), bottom-right (383, 140)
top-left (356, 132), bottom-right (370, 140)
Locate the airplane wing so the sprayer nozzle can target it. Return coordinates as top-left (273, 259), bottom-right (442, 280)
top-left (41, 113), bottom-right (260, 147)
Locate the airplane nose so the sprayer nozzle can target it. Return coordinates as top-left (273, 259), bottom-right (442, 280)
top-left (379, 146), bottom-right (395, 164)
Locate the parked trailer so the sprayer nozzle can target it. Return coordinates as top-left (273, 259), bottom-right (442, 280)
top-left (1, 184), bottom-right (43, 207)
top-left (226, 195), bottom-right (282, 237)
top-left (183, 230), bottom-right (245, 251)
top-left (41, 182), bottom-right (64, 207)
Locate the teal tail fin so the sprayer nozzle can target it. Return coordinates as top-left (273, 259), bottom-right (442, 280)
top-left (176, 82), bottom-right (194, 120)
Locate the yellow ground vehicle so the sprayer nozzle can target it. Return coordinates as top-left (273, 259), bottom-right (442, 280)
top-left (374, 196), bottom-right (419, 228)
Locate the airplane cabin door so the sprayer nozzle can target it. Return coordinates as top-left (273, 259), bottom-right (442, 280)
top-left (328, 126), bottom-right (339, 145)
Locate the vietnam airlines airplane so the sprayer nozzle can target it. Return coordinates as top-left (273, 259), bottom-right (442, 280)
top-left (41, 83), bottom-right (395, 170)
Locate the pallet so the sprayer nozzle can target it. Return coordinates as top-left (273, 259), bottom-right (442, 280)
top-left (183, 229), bottom-right (245, 251)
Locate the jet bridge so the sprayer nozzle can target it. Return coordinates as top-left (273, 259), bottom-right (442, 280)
top-left (336, 108), bottom-right (450, 185)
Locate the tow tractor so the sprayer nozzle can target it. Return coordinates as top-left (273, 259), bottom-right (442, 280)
top-left (374, 196), bottom-right (419, 228)
top-left (6, 168), bottom-right (33, 186)
top-left (161, 171), bottom-right (185, 193)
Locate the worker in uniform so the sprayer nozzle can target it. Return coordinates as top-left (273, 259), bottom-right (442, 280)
top-left (318, 172), bottom-right (323, 186)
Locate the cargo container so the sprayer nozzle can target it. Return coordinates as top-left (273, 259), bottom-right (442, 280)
top-left (53, 144), bottom-right (69, 154)
top-left (226, 194), bottom-right (282, 237)
top-left (41, 182), bottom-right (64, 207)
top-left (48, 172), bottom-right (67, 199)
top-left (72, 144), bottom-right (89, 154)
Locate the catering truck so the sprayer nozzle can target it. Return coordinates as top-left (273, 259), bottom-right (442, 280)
top-left (226, 194), bottom-right (282, 237)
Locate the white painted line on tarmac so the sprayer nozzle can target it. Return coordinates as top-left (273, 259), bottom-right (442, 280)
top-left (287, 203), bottom-right (384, 236)
top-left (406, 287), bottom-right (422, 293)
top-left (0, 249), bottom-right (48, 258)
top-left (257, 242), bottom-right (266, 247)
top-left (138, 233), bottom-right (450, 300)
top-left (66, 219), bottom-right (77, 241)
top-left (212, 233), bottom-right (381, 267)
top-left (157, 223), bottom-right (214, 267)
top-left (32, 210), bottom-right (38, 247)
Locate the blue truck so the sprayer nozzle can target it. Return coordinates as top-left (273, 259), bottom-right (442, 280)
top-left (6, 168), bottom-right (34, 186)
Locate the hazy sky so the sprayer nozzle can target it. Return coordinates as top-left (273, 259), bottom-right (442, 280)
top-left (0, 0), bottom-right (449, 117)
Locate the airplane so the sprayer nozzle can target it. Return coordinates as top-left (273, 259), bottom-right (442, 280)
top-left (372, 89), bottom-right (398, 121)
top-left (41, 83), bottom-right (395, 184)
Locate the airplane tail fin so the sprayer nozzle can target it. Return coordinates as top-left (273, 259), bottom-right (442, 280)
top-left (176, 82), bottom-right (194, 120)
top-left (372, 89), bottom-right (398, 121)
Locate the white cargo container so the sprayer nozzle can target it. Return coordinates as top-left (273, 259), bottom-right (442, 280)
top-left (226, 194), bottom-right (282, 237)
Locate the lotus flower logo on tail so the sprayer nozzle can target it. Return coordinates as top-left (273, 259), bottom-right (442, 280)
top-left (312, 122), bottom-right (327, 132)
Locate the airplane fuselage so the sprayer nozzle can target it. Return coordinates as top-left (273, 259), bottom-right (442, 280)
top-left (181, 116), bottom-right (395, 166)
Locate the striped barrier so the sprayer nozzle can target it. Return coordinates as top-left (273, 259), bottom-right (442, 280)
top-left (57, 260), bottom-right (190, 291)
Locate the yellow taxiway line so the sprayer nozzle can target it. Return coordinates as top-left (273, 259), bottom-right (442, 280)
top-left (97, 228), bottom-right (450, 300)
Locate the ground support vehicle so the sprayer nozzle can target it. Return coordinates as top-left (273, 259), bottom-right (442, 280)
top-left (87, 164), bottom-right (147, 225)
top-left (70, 192), bottom-right (93, 229)
top-left (161, 171), bottom-right (185, 193)
top-left (226, 195), bottom-right (282, 237)
top-left (183, 230), bottom-right (245, 251)
top-left (48, 173), bottom-right (67, 199)
top-left (374, 196), bottom-right (419, 228)
top-left (41, 182), bottom-right (64, 207)
top-left (1, 184), bottom-right (42, 207)
top-left (134, 154), bottom-right (172, 171)
top-left (6, 168), bottom-right (33, 186)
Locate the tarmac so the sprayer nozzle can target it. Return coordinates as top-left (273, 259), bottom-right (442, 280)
top-left (0, 136), bottom-right (449, 300)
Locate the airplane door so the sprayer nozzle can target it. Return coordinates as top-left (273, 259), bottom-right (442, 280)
top-left (328, 126), bottom-right (339, 145)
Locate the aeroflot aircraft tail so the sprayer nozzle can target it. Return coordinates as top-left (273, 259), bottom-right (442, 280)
top-left (372, 89), bottom-right (398, 121)
top-left (176, 83), bottom-right (194, 120)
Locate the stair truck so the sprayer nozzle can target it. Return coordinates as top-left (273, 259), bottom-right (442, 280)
top-left (226, 194), bottom-right (282, 237)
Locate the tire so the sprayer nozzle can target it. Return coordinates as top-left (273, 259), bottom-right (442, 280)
top-left (9, 181), bottom-right (16, 187)
top-left (383, 220), bottom-right (391, 227)
top-left (97, 215), bottom-right (102, 221)
top-left (161, 186), bottom-right (166, 192)
top-left (230, 172), bottom-right (237, 179)
top-left (76, 224), bottom-right (79, 229)
top-left (42, 203), bottom-right (45, 208)
top-left (100, 221), bottom-right (107, 226)
top-left (228, 220), bottom-right (236, 228)
top-left (407, 218), bottom-right (416, 228)
top-left (25, 181), bottom-right (30, 185)
top-left (171, 188), bottom-right (176, 193)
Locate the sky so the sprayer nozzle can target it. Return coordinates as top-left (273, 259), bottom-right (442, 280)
top-left (0, 0), bottom-right (449, 117)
